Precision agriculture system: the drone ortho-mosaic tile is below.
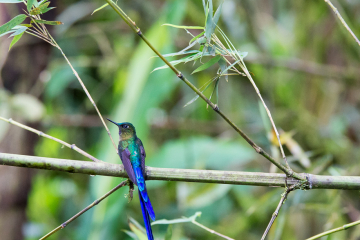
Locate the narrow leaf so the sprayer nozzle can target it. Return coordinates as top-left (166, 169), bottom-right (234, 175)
top-left (189, 31), bottom-right (205, 45)
top-left (165, 225), bottom-right (173, 240)
top-left (212, 1), bottom-right (223, 26)
top-left (92, 3), bottom-right (109, 15)
top-left (27, 0), bottom-right (35, 12)
top-left (0, 30), bottom-right (16, 38)
top-left (9, 26), bottom-right (27, 36)
top-left (161, 50), bottom-right (200, 58)
top-left (205, 4), bottom-right (214, 41)
top-left (9, 31), bottom-right (24, 51)
top-left (220, 59), bottom-right (240, 76)
top-left (152, 212), bottom-right (202, 225)
top-left (32, 19), bottom-right (63, 25)
top-left (0, 0), bottom-right (22, 2)
top-left (0, 14), bottom-right (27, 35)
top-left (191, 55), bottom-right (221, 74)
top-left (162, 23), bottom-right (204, 30)
top-left (29, 2), bottom-right (50, 15)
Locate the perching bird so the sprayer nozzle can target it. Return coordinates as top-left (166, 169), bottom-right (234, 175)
top-left (107, 119), bottom-right (155, 240)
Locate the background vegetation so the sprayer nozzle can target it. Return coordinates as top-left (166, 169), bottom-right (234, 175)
top-left (0, 0), bottom-right (360, 239)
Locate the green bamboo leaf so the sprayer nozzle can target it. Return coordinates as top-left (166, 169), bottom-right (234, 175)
top-left (205, 1), bottom-right (213, 41)
top-left (0, 30), bottom-right (16, 38)
top-left (212, 1), bottom-right (223, 26)
top-left (29, 2), bottom-right (50, 15)
top-left (162, 23), bottom-right (204, 30)
top-left (32, 19), bottom-right (63, 25)
top-left (152, 53), bottom-right (202, 72)
top-left (0, 14), bottom-right (27, 35)
top-left (27, 0), bottom-right (35, 12)
top-left (152, 212), bottom-right (202, 225)
top-left (0, 0), bottom-right (22, 2)
top-left (220, 59), bottom-right (240, 75)
top-left (183, 80), bottom-right (214, 107)
top-left (189, 31), bottom-right (205, 45)
top-left (9, 31), bottom-right (24, 51)
top-left (165, 225), bottom-right (173, 240)
top-left (91, 3), bottom-right (109, 15)
top-left (161, 50), bottom-right (200, 58)
top-left (10, 26), bottom-right (27, 36)
top-left (191, 55), bottom-right (221, 74)
top-left (34, 0), bottom-right (47, 7)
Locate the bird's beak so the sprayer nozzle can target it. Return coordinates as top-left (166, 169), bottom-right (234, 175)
top-left (106, 118), bottom-right (118, 125)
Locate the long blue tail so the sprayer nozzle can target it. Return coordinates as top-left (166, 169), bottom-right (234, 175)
top-left (139, 189), bottom-right (154, 240)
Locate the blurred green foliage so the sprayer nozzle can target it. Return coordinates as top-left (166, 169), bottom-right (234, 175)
top-left (1, 0), bottom-right (360, 239)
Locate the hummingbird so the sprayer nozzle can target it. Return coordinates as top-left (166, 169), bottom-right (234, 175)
top-left (107, 119), bottom-right (155, 240)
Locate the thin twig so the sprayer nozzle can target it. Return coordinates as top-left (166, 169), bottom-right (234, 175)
top-left (306, 219), bottom-right (360, 240)
top-left (39, 180), bottom-right (128, 240)
top-left (261, 185), bottom-right (297, 240)
top-left (324, 0), bottom-right (360, 46)
top-left (0, 116), bottom-right (102, 162)
top-left (104, 0), bottom-right (301, 180)
top-left (54, 45), bottom-right (118, 153)
top-left (192, 220), bottom-right (235, 240)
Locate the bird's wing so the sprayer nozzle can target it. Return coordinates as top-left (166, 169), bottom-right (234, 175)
top-left (119, 148), bottom-right (136, 184)
top-left (136, 138), bottom-right (146, 174)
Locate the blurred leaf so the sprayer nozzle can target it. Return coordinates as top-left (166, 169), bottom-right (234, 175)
top-left (165, 225), bottom-right (172, 240)
top-left (162, 23), bottom-right (204, 29)
top-left (189, 31), bottom-right (205, 44)
top-left (29, 2), bottom-right (51, 15)
top-left (27, 0), bottom-right (35, 11)
top-left (129, 222), bottom-right (147, 240)
top-left (10, 93), bottom-right (45, 121)
top-left (9, 31), bottom-right (24, 50)
top-left (183, 78), bottom-right (214, 107)
top-left (129, 217), bottom-right (146, 234)
top-left (123, 230), bottom-right (139, 240)
top-left (0, 0), bottom-right (22, 2)
top-left (152, 212), bottom-right (202, 225)
top-left (212, 1), bottom-right (223, 27)
top-left (191, 55), bottom-right (221, 74)
top-left (32, 19), bottom-right (63, 25)
top-left (0, 90), bottom-right (11, 142)
top-left (161, 50), bottom-right (200, 58)
top-left (178, 183), bottom-right (232, 208)
top-left (9, 26), bottom-right (27, 36)
top-left (92, 3), bottom-right (109, 15)
top-left (0, 14), bottom-right (27, 35)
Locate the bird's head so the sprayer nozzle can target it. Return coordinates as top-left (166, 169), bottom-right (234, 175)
top-left (107, 118), bottom-right (136, 140)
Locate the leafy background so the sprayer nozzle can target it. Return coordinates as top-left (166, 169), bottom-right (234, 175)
top-left (0, 0), bottom-right (360, 240)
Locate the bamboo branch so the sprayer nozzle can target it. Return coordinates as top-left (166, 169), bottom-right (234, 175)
top-left (0, 116), bottom-right (102, 162)
top-left (261, 185), bottom-right (296, 240)
top-left (306, 219), bottom-right (360, 240)
top-left (40, 180), bottom-right (129, 240)
top-left (324, 0), bottom-right (360, 46)
top-left (1, 153), bottom-right (360, 190)
top-left (104, 0), bottom-right (300, 180)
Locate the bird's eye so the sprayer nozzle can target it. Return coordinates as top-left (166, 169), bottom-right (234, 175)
top-left (122, 124), bottom-right (129, 129)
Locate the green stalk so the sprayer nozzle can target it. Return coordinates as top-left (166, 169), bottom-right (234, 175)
top-left (104, 0), bottom-right (301, 180)
top-left (306, 219), bottom-right (360, 240)
top-left (2, 153), bottom-right (360, 190)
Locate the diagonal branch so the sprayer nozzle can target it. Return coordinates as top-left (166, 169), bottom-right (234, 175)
top-left (1, 153), bottom-right (360, 190)
top-left (40, 180), bottom-right (129, 240)
top-left (104, 0), bottom-right (301, 180)
top-left (0, 116), bottom-right (102, 162)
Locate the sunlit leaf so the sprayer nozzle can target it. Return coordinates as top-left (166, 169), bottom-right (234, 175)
top-left (27, 0), bottom-right (35, 11)
top-left (162, 23), bottom-right (204, 30)
top-left (0, 30), bottom-right (16, 38)
top-left (29, 2), bottom-right (51, 15)
top-left (9, 31), bottom-right (24, 50)
top-left (0, 14), bottom-right (27, 35)
top-left (165, 225), bottom-right (172, 240)
top-left (161, 50), bottom-right (200, 58)
top-left (92, 3), bottom-right (109, 15)
top-left (191, 55), bottom-right (221, 74)
top-left (152, 212), bottom-right (202, 225)
top-left (32, 19), bottom-right (63, 25)
top-left (129, 222), bottom-right (147, 240)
